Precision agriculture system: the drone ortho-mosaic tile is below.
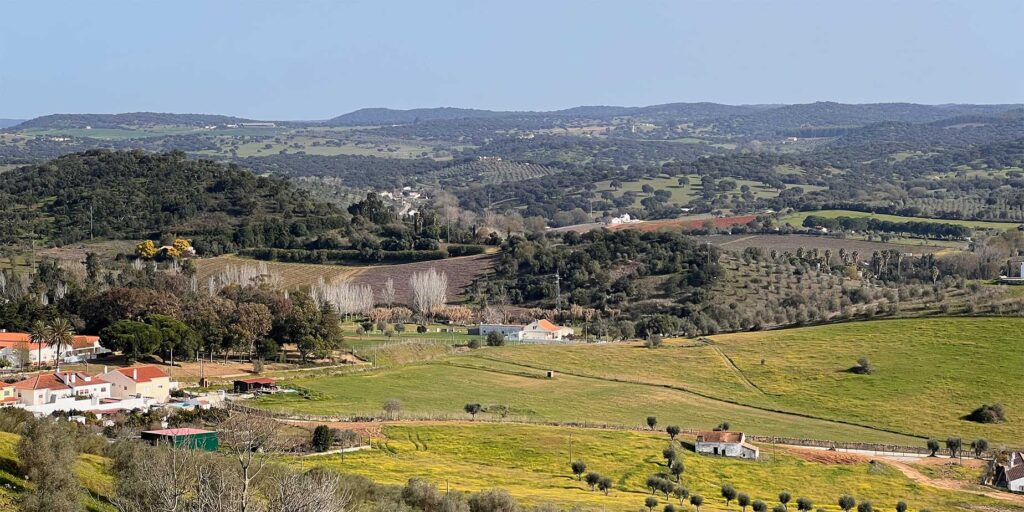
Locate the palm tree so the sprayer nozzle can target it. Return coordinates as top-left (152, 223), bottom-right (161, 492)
top-left (29, 320), bottom-right (49, 370)
top-left (47, 318), bottom-right (74, 372)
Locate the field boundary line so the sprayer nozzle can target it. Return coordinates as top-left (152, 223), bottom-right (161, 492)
top-left (705, 343), bottom-right (767, 395)
top-left (469, 355), bottom-right (928, 442)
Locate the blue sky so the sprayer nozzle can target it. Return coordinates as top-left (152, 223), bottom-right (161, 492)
top-left (1, 0), bottom-right (1021, 119)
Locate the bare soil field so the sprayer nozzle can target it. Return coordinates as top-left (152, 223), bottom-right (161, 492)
top-left (194, 255), bottom-right (360, 289)
top-left (698, 234), bottom-right (950, 255)
top-left (36, 239), bottom-right (140, 263)
top-left (344, 253), bottom-right (494, 304)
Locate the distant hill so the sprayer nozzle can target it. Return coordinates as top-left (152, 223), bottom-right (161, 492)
top-left (0, 149), bottom-right (346, 251)
top-left (12, 112), bottom-right (258, 130)
top-left (705, 102), bottom-right (1024, 136)
top-left (0, 119), bottom-right (25, 129)
top-left (325, 102), bottom-right (764, 126)
top-left (325, 107), bottom-right (514, 126)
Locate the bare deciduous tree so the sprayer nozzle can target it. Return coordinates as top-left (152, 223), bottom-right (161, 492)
top-left (380, 278), bottom-right (396, 308)
top-left (265, 469), bottom-right (351, 512)
top-left (409, 268), bottom-right (448, 315)
top-left (220, 412), bottom-right (281, 512)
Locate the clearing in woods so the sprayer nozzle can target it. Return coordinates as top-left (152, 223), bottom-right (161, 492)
top-left (779, 209), bottom-right (1022, 231)
top-left (289, 423), bottom-right (1022, 512)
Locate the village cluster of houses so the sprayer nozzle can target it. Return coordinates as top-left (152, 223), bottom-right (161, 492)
top-left (478, 319), bottom-right (575, 343)
top-left (0, 330), bottom-right (182, 416)
top-left (1, 364), bottom-right (178, 416)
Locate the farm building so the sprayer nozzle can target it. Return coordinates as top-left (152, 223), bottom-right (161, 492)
top-left (141, 428), bottom-right (219, 451)
top-left (521, 319), bottom-right (574, 342)
top-left (995, 451), bottom-right (1024, 492)
top-left (233, 377), bottom-right (277, 394)
top-left (478, 324), bottom-right (525, 338)
top-left (695, 431), bottom-right (759, 460)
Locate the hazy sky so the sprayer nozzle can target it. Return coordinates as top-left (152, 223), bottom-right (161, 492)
top-left (1, 0), bottom-right (1021, 119)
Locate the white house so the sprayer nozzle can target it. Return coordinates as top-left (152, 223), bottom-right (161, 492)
top-left (996, 452), bottom-right (1024, 492)
top-left (604, 213), bottom-right (637, 226)
top-left (0, 331), bottom-right (109, 367)
top-left (521, 319), bottom-right (574, 342)
top-left (695, 431), bottom-right (759, 460)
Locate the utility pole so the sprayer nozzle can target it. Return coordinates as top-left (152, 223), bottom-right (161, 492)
top-left (554, 271), bottom-right (561, 312)
top-left (568, 432), bottom-right (573, 464)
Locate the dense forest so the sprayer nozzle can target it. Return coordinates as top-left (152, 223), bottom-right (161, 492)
top-left (0, 150), bottom-right (346, 252)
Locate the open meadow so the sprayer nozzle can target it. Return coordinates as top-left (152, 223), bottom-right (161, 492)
top-left (250, 317), bottom-right (1024, 446)
top-left (779, 209), bottom-right (1022, 231)
top-left (292, 423), bottom-right (1023, 512)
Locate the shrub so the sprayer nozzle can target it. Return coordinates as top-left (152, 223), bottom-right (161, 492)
top-left (966, 403), bottom-right (1006, 424)
top-left (467, 338), bottom-right (481, 349)
top-left (486, 332), bottom-right (506, 347)
top-left (468, 488), bottom-right (518, 512)
top-left (645, 335), bottom-right (663, 348)
top-left (849, 357), bottom-right (873, 374)
top-left (311, 424), bottom-right (332, 452)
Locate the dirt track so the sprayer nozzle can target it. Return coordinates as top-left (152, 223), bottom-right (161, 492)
top-left (784, 445), bottom-right (1024, 506)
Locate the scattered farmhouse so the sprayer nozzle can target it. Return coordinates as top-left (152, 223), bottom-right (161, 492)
top-left (695, 431), bottom-right (760, 460)
top-left (604, 213), bottom-right (638, 226)
top-left (0, 331), bottom-right (109, 366)
top-left (478, 319), bottom-right (575, 343)
top-left (995, 451), bottom-right (1024, 492)
top-left (521, 319), bottom-right (574, 342)
top-left (233, 377), bottom-right (277, 394)
top-left (479, 323), bottom-right (527, 339)
top-left (101, 365), bottom-right (176, 402)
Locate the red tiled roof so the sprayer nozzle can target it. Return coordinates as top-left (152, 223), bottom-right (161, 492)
top-left (143, 428), bottom-right (213, 436)
top-left (13, 373), bottom-right (69, 391)
top-left (0, 333), bottom-right (100, 349)
top-left (535, 319), bottom-right (561, 332)
top-left (110, 365), bottom-right (169, 383)
top-left (12, 371), bottom-right (109, 391)
top-left (696, 431), bottom-right (745, 443)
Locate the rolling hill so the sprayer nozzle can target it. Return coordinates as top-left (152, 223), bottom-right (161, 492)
top-left (0, 149), bottom-right (346, 250)
top-left (11, 112), bottom-right (258, 130)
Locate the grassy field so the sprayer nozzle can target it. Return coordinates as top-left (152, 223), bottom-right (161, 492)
top-left (0, 431), bottom-right (114, 511)
top-left (251, 317), bottom-right (1024, 446)
top-left (593, 175), bottom-right (826, 208)
top-left (779, 209), bottom-right (1022, 231)
top-left (294, 423), bottom-right (1021, 512)
top-left (476, 318), bottom-right (1024, 445)
top-left (709, 318), bottom-right (1024, 445)
top-left (251, 356), bottom-right (921, 444)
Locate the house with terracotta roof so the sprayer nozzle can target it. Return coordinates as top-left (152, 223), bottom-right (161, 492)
top-left (521, 319), bottom-right (574, 342)
top-left (695, 431), bottom-right (759, 460)
top-left (100, 365), bottom-right (176, 402)
top-left (0, 330), bottom-right (109, 367)
top-left (995, 451), bottom-right (1024, 492)
top-left (13, 371), bottom-right (113, 407)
